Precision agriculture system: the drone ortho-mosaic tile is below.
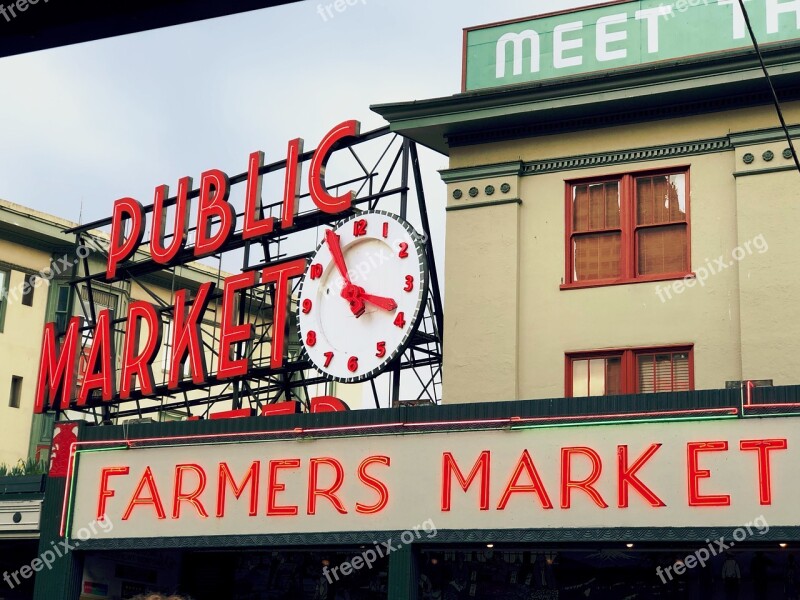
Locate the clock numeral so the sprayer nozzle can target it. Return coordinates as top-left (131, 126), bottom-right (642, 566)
top-left (393, 312), bottom-right (406, 328)
top-left (398, 242), bottom-right (409, 259)
top-left (324, 351), bottom-right (334, 368)
top-left (404, 275), bottom-right (414, 292)
top-left (376, 341), bottom-right (386, 358)
top-left (353, 219), bottom-right (368, 237)
top-left (310, 264), bottom-right (323, 280)
top-left (301, 299), bottom-right (312, 314)
top-left (382, 222), bottom-right (389, 238)
top-left (306, 330), bottom-right (317, 347)
top-left (347, 356), bottom-right (359, 372)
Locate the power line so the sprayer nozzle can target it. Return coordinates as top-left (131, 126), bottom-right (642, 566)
top-left (737, 0), bottom-right (800, 175)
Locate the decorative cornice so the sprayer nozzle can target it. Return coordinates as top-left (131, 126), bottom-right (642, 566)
top-left (521, 137), bottom-right (731, 176)
top-left (446, 198), bottom-right (522, 212)
top-left (729, 125), bottom-right (800, 147)
top-left (440, 161), bottom-right (523, 183)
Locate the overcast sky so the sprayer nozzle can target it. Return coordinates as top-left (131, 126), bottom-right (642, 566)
top-left (0, 0), bottom-right (594, 272)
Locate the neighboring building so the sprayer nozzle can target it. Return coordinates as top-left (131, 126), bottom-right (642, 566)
top-left (0, 199), bottom-right (362, 468)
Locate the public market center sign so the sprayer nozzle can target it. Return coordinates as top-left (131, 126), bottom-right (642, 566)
top-left (464, 0), bottom-right (800, 91)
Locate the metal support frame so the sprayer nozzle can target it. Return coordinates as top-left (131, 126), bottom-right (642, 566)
top-left (51, 127), bottom-right (443, 422)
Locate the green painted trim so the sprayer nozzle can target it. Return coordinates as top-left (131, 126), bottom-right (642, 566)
top-left (446, 198), bottom-right (521, 212)
top-left (729, 125), bottom-right (800, 146)
top-left (733, 165), bottom-right (798, 177)
top-left (440, 161), bottom-right (523, 183)
top-left (388, 544), bottom-right (418, 600)
top-left (70, 526), bottom-right (800, 550)
top-left (0, 265), bottom-right (8, 334)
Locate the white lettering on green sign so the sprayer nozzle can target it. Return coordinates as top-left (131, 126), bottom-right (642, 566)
top-left (465, 0), bottom-right (800, 91)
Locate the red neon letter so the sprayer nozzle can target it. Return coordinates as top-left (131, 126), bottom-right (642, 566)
top-left (242, 151), bottom-right (274, 240)
top-left (106, 197), bottom-right (145, 280)
top-left (194, 169), bottom-right (235, 258)
top-left (560, 447), bottom-right (608, 509)
top-left (356, 456), bottom-right (390, 514)
top-left (441, 451), bottom-right (491, 512)
top-left (261, 259), bottom-right (306, 368)
top-left (168, 282), bottom-right (214, 389)
top-left (309, 120), bottom-right (360, 214)
top-left (35, 317), bottom-right (83, 413)
top-left (740, 438), bottom-right (788, 505)
top-left (310, 396), bottom-right (350, 413)
top-left (267, 459), bottom-right (300, 516)
top-left (307, 457), bottom-right (347, 515)
top-left (282, 138), bottom-right (304, 228)
top-left (497, 449), bottom-right (553, 510)
top-left (172, 464), bottom-right (208, 519)
top-left (217, 272), bottom-right (257, 379)
top-left (618, 444), bottom-right (665, 508)
top-left (687, 441), bottom-right (731, 506)
top-left (97, 466), bottom-right (130, 521)
top-left (151, 178), bottom-right (191, 264)
top-left (217, 461), bottom-right (260, 518)
top-left (122, 466), bottom-right (167, 520)
top-left (78, 310), bottom-right (117, 404)
top-left (119, 301), bottom-right (162, 400)
top-left (261, 401), bottom-right (301, 417)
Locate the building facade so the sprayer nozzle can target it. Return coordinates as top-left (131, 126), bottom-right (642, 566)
top-left (21, 1), bottom-right (800, 599)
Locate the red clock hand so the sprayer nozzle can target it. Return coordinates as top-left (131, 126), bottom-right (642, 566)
top-left (325, 228), bottom-right (351, 285)
top-left (360, 293), bottom-right (397, 312)
top-left (325, 228), bottom-right (365, 317)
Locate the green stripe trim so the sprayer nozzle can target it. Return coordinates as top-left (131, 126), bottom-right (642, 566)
top-left (440, 161), bottom-right (523, 183)
top-left (446, 198), bottom-right (521, 212)
top-left (734, 165), bottom-right (798, 177)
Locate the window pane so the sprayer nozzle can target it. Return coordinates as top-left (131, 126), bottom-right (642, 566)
top-left (573, 182), bottom-right (620, 232)
top-left (573, 232), bottom-right (621, 281)
top-left (637, 351), bottom-right (692, 393)
top-left (673, 352), bottom-right (690, 391)
top-left (654, 354), bottom-right (673, 392)
top-left (22, 275), bottom-right (35, 307)
top-left (0, 271), bottom-right (5, 297)
top-left (637, 224), bottom-right (688, 275)
top-left (636, 174), bottom-right (686, 226)
top-left (605, 182), bottom-right (620, 228)
top-left (589, 359), bottom-right (605, 396)
top-left (606, 357), bottom-right (622, 395)
top-left (638, 355), bottom-right (655, 393)
top-left (572, 360), bottom-right (588, 397)
top-left (573, 185), bottom-right (588, 231)
top-left (57, 286), bottom-right (70, 311)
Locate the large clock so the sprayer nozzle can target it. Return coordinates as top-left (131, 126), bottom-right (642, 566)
top-left (297, 210), bottom-right (429, 383)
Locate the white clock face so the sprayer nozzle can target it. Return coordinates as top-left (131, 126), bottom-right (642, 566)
top-left (297, 210), bottom-right (429, 383)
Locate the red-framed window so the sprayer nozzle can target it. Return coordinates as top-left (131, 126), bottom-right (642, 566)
top-left (564, 168), bottom-right (690, 288)
top-left (566, 346), bottom-right (693, 397)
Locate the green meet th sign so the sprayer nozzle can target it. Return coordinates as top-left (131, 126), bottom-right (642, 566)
top-left (464, 0), bottom-right (800, 91)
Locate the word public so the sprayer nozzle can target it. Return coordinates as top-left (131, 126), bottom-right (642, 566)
top-left (34, 121), bottom-right (361, 413)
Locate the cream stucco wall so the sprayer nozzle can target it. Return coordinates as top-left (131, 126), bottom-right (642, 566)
top-left (441, 103), bottom-right (800, 403)
top-left (0, 239), bottom-right (53, 465)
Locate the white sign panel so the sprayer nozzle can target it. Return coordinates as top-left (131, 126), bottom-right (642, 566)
top-left (70, 417), bottom-right (797, 540)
